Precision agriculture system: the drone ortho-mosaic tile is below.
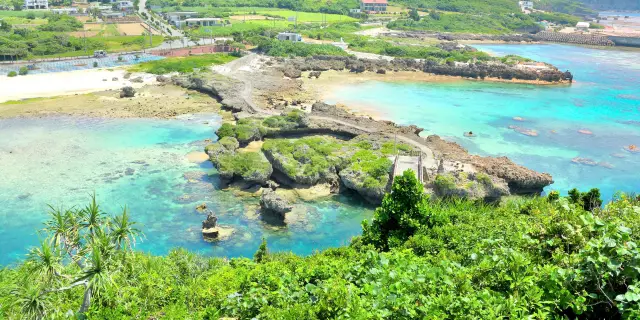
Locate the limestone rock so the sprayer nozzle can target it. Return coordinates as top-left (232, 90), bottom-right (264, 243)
top-left (260, 189), bottom-right (293, 217)
top-left (202, 210), bottom-right (218, 229)
top-left (130, 77), bottom-right (144, 83)
top-left (119, 86), bottom-right (136, 98)
top-left (432, 171), bottom-right (509, 201)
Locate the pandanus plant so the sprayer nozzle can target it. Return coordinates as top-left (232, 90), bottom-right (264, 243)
top-left (13, 194), bottom-right (142, 319)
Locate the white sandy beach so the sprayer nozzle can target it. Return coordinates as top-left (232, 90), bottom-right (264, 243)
top-left (0, 69), bottom-right (157, 103)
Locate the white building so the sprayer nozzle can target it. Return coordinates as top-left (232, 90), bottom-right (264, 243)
top-left (24, 0), bottom-right (48, 9)
top-left (518, 1), bottom-right (533, 11)
top-left (277, 32), bottom-right (302, 42)
top-left (51, 7), bottom-right (78, 14)
top-left (184, 18), bottom-right (223, 27)
top-left (165, 11), bottom-right (198, 27)
top-left (576, 21), bottom-right (590, 31)
top-left (116, 0), bottom-right (134, 12)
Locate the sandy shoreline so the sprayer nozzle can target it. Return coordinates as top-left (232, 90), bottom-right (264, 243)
top-left (0, 68), bottom-right (159, 104)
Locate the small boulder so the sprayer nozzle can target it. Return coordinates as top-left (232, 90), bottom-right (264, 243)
top-left (282, 66), bottom-right (302, 78)
top-left (119, 86), bottom-right (136, 98)
top-left (308, 71), bottom-right (321, 79)
top-left (202, 210), bottom-right (218, 229)
top-left (376, 69), bottom-right (386, 74)
top-left (195, 202), bottom-right (207, 212)
top-left (156, 75), bottom-right (169, 83)
top-left (112, 77), bottom-right (119, 81)
top-left (131, 76), bottom-right (144, 83)
top-left (260, 189), bottom-right (293, 218)
top-left (123, 72), bottom-right (132, 79)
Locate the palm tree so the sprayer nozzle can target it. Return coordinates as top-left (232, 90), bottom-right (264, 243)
top-left (110, 206), bottom-right (142, 251)
top-left (11, 280), bottom-right (52, 320)
top-left (80, 193), bottom-right (105, 235)
top-left (26, 238), bottom-right (63, 283)
top-left (20, 195), bottom-right (142, 318)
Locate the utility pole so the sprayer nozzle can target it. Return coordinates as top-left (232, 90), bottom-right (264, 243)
top-left (148, 21), bottom-right (152, 47)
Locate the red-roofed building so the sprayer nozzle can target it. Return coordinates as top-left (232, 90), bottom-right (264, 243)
top-left (360, 0), bottom-right (387, 13)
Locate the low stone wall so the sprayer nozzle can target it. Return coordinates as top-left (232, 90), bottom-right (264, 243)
top-left (608, 35), bottom-right (640, 48)
top-left (533, 32), bottom-right (615, 46)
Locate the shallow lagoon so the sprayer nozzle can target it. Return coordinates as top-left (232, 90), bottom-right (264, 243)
top-left (327, 44), bottom-right (640, 201)
top-left (0, 115), bottom-right (372, 265)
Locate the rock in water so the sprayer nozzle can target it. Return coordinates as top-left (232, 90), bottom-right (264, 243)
top-left (202, 211), bottom-right (218, 229)
top-left (119, 86), bottom-right (136, 98)
top-left (260, 189), bottom-right (293, 217)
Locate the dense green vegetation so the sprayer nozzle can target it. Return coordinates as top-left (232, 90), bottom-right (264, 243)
top-left (348, 37), bottom-right (493, 62)
top-left (2, 171), bottom-right (640, 318)
top-left (530, 11), bottom-right (582, 26)
top-left (257, 39), bottom-right (351, 57)
top-left (0, 15), bottom-right (163, 60)
top-left (148, 0), bottom-right (360, 15)
top-left (394, 0), bottom-right (520, 14)
top-left (388, 12), bottom-right (541, 34)
top-left (128, 54), bottom-right (237, 74)
top-left (537, 0), bottom-right (597, 16)
top-left (216, 110), bottom-right (308, 143)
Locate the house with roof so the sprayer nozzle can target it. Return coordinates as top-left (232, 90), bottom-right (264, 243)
top-left (360, 0), bottom-right (387, 13)
top-left (165, 11), bottom-right (199, 27)
top-left (24, 0), bottom-right (48, 9)
top-left (277, 32), bottom-right (302, 42)
top-left (184, 18), bottom-right (223, 28)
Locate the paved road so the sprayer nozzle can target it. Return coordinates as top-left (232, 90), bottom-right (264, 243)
top-left (137, 0), bottom-right (199, 49)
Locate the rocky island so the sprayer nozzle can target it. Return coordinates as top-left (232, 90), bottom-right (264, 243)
top-left (175, 54), bottom-right (556, 229)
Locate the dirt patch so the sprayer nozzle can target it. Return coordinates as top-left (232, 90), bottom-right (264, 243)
top-left (117, 23), bottom-right (160, 36)
top-left (229, 15), bottom-right (268, 20)
top-left (76, 16), bottom-right (92, 22)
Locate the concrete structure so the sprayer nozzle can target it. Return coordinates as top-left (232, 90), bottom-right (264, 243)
top-left (24, 0), bottom-right (48, 9)
top-left (576, 22), bottom-right (591, 31)
top-left (51, 7), bottom-right (78, 14)
top-left (518, 0), bottom-right (533, 11)
top-left (165, 11), bottom-right (198, 27)
top-left (360, 0), bottom-right (387, 13)
top-left (349, 8), bottom-right (361, 13)
top-left (277, 32), bottom-right (302, 42)
top-left (184, 18), bottom-right (223, 27)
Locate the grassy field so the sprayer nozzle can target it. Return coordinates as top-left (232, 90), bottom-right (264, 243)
top-left (128, 53), bottom-right (237, 74)
top-left (191, 20), bottom-right (292, 37)
top-left (33, 35), bottom-right (165, 58)
top-left (0, 10), bottom-right (47, 18)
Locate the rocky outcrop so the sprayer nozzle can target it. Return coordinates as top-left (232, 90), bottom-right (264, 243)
top-left (172, 73), bottom-right (251, 112)
top-left (202, 210), bottom-right (231, 240)
top-left (260, 189), bottom-right (293, 217)
top-left (339, 165), bottom-right (391, 204)
top-left (424, 135), bottom-right (553, 195)
top-left (262, 146), bottom-right (339, 186)
top-left (283, 55), bottom-right (572, 83)
top-left (205, 137), bottom-right (273, 185)
top-left (432, 171), bottom-right (509, 201)
top-left (119, 86), bottom-right (135, 98)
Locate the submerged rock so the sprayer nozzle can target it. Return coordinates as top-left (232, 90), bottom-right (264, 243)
top-left (260, 189), bottom-right (293, 217)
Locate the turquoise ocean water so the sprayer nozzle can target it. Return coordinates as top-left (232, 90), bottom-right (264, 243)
top-left (326, 44), bottom-right (640, 201)
top-left (0, 115), bottom-right (371, 265)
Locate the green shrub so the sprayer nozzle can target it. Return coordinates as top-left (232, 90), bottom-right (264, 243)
top-left (7, 71), bottom-right (17, 77)
top-left (93, 61), bottom-right (98, 68)
top-left (434, 174), bottom-right (456, 192)
top-left (216, 123), bottom-right (235, 139)
top-left (18, 66), bottom-right (28, 76)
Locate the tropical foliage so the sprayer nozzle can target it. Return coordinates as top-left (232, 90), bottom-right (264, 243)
top-left (2, 174), bottom-right (640, 319)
